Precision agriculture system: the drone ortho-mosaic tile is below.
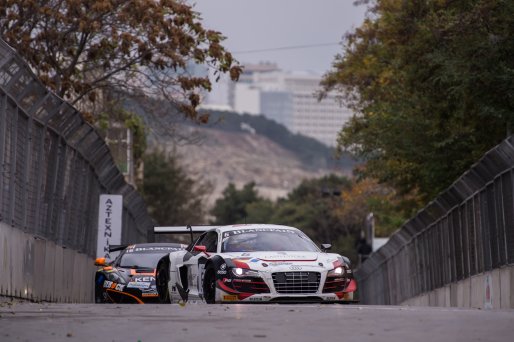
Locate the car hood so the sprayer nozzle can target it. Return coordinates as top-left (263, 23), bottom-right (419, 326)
top-left (117, 268), bottom-right (156, 284)
top-left (224, 251), bottom-right (341, 271)
top-left (225, 251), bottom-right (318, 261)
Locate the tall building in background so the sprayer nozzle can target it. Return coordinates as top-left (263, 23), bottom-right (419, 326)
top-left (204, 62), bottom-right (353, 147)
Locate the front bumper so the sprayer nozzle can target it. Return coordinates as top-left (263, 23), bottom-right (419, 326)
top-left (102, 280), bottom-right (159, 304)
top-left (215, 269), bottom-right (357, 303)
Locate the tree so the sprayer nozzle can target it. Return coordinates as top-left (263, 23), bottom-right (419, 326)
top-left (210, 182), bottom-right (262, 225)
top-left (336, 178), bottom-right (417, 238)
top-left (271, 175), bottom-right (353, 257)
top-left (245, 199), bottom-right (274, 224)
top-left (140, 150), bottom-right (210, 226)
top-left (0, 0), bottom-right (241, 121)
top-left (320, 0), bottom-right (514, 203)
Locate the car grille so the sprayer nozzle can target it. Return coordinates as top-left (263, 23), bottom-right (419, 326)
top-left (272, 272), bottom-right (321, 294)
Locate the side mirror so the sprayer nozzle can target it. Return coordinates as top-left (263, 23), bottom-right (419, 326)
top-left (321, 244), bottom-right (332, 252)
top-left (194, 245), bottom-right (210, 257)
top-left (95, 257), bottom-right (106, 266)
top-left (194, 245), bottom-right (207, 253)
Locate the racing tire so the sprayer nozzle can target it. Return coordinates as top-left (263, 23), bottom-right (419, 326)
top-left (94, 285), bottom-right (105, 304)
top-left (156, 260), bottom-right (171, 304)
top-left (94, 275), bottom-right (106, 304)
top-left (203, 265), bottom-right (217, 304)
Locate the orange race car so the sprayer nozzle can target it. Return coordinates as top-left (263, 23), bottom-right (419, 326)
top-left (94, 243), bottom-right (186, 304)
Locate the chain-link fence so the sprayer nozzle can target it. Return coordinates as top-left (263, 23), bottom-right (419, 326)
top-left (356, 135), bottom-right (514, 305)
top-left (0, 38), bottom-right (153, 258)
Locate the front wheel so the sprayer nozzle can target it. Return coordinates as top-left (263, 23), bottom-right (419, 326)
top-left (94, 274), bottom-right (106, 303)
top-left (156, 260), bottom-right (171, 304)
top-left (203, 266), bottom-right (217, 304)
top-left (94, 285), bottom-right (105, 303)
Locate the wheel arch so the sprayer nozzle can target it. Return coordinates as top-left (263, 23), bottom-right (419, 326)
top-left (157, 254), bottom-right (170, 269)
top-left (156, 254), bottom-right (172, 303)
top-left (206, 255), bottom-right (228, 277)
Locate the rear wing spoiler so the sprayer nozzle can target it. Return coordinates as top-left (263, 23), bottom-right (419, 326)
top-left (154, 226), bottom-right (217, 234)
top-left (108, 244), bottom-right (129, 253)
top-left (154, 225), bottom-right (218, 243)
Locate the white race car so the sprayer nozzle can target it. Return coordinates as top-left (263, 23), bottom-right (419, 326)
top-left (154, 224), bottom-right (357, 304)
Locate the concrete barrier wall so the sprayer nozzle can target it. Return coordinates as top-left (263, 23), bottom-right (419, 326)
top-left (0, 222), bottom-right (95, 302)
top-left (401, 265), bottom-right (514, 309)
top-left (357, 136), bottom-right (514, 307)
top-left (0, 38), bottom-right (154, 303)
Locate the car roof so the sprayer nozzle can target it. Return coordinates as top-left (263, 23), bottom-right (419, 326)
top-left (124, 242), bottom-right (186, 253)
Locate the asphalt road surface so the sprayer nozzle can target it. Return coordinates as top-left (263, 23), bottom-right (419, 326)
top-left (1, 302), bottom-right (513, 342)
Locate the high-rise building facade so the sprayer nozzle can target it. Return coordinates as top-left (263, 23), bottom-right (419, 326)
top-left (205, 63), bottom-right (353, 147)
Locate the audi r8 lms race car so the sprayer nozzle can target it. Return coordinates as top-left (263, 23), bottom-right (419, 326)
top-left (94, 243), bottom-right (186, 304)
top-left (154, 224), bottom-right (357, 304)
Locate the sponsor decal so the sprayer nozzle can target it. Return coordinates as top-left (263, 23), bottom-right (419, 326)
top-left (96, 195), bottom-right (122, 259)
top-left (233, 257), bottom-right (251, 261)
top-left (223, 295), bottom-right (238, 301)
top-left (289, 265), bottom-right (302, 271)
top-left (249, 297), bottom-right (263, 301)
top-left (127, 282), bottom-right (151, 289)
top-left (262, 263), bottom-right (268, 267)
top-left (241, 253), bottom-right (251, 257)
top-left (261, 254), bottom-right (311, 261)
top-left (222, 228), bottom-right (298, 238)
top-left (133, 276), bottom-right (155, 282)
top-left (142, 293), bottom-right (158, 297)
top-left (103, 280), bottom-right (124, 291)
top-left (269, 262), bottom-right (293, 266)
top-left (250, 258), bottom-right (260, 263)
top-left (318, 263), bottom-right (324, 267)
top-left (217, 270), bottom-right (227, 275)
top-left (126, 246), bottom-right (183, 253)
top-left (234, 279), bottom-right (251, 283)
top-left (220, 263), bottom-right (227, 271)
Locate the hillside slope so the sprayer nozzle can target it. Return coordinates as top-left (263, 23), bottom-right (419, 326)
top-left (126, 96), bottom-right (354, 204)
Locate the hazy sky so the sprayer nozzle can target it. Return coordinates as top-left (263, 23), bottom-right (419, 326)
top-left (191, 0), bottom-right (368, 75)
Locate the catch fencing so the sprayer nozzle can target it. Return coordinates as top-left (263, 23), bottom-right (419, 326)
top-left (0, 38), bottom-right (153, 258)
top-left (356, 135), bottom-right (514, 305)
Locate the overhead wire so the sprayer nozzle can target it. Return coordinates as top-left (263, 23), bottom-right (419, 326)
top-left (233, 42), bottom-right (340, 54)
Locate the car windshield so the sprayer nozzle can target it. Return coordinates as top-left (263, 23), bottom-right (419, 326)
top-left (221, 230), bottom-right (319, 252)
top-left (119, 253), bottom-right (163, 269)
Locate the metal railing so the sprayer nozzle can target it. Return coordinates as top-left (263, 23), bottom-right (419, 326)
top-left (356, 135), bottom-right (514, 304)
top-left (0, 38), bottom-right (153, 257)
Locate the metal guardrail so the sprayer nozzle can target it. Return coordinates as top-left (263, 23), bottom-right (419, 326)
top-left (0, 38), bottom-right (153, 257)
top-left (356, 135), bottom-right (514, 304)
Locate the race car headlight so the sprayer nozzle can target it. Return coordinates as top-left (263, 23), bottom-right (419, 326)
top-left (107, 273), bottom-right (125, 283)
top-left (327, 267), bottom-right (345, 277)
top-left (231, 268), bottom-right (260, 277)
